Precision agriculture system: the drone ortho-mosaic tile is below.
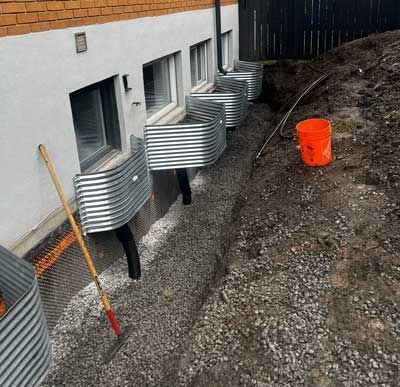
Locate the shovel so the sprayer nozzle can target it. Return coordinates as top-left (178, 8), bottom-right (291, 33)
top-left (39, 144), bottom-right (131, 362)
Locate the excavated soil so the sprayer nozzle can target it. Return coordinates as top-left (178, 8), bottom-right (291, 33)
top-left (173, 30), bottom-right (400, 387)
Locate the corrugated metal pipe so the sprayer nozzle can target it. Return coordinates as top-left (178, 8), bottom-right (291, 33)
top-left (215, 0), bottom-right (226, 75)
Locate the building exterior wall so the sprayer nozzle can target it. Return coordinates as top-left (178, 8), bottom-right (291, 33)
top-left (0, 4), bottom-right (239, 253)
top-left (0, 0), bottom-right (236, 37)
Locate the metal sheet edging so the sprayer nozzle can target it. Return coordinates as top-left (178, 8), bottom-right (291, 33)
top-left (144, 96), bottom-right (227, 171)
top-left (0, 245), bottom-right (52, 387)
top-left (191, 76), bottom-right (248, 127)
top-left (74, 136), bottom-right (152, 234)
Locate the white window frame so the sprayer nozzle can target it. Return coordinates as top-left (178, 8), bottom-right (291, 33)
top-left (190, 41), bottom-right (208, 91)
top-left (222, 31), bottom-right (232, 70)
top-left (145, 54), bottom-right (178, 125)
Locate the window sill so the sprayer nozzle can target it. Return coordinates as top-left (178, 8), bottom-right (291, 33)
top-left (146, 102), bottom-right (179, 126)
top-left (191, 82), bottom-right (213, 93)
top-left (146, 104), bottom-right (185, 126)
top-left (83, 149), bottom-right (129, 174)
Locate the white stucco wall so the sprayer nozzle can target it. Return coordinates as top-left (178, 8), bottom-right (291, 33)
top-left (0, 4), bottom-right (239, 253)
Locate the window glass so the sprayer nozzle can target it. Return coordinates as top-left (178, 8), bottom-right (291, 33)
top-left (222, 32), bottom-right (231, 69)
top-left (71, 89), bottom-right (106, 164)
top-left (143, 58), bottom-right (172, 116)
top-left (196, 48), bottom-right (202, 82)
top-left (190, 42), bottom-right (208, 88)
top-left (190, 48), bottom-right (197, 87)
top-left (200, 45), bottom-right (206, 80)
top-left (70, 78), bottom-right (120, 170)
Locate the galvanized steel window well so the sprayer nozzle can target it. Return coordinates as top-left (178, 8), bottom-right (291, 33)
top-left (0, 246), bottom-right (52, 387)
top-left (74, 136), bottom-right (152, 235)
top-left (144, 96), bottom-right (227, 170)
top-left (191, 76), bottom-right (249, 128)
top-left (220, 60), bottom-right (264, 101)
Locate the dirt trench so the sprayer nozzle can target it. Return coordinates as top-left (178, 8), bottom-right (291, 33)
top-left (168, 30), bottom-right (400, 387)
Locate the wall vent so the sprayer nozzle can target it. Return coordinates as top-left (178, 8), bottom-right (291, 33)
top-left (75, 32), bottom-right (87, 53)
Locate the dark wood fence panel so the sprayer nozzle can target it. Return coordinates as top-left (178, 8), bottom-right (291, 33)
top-left (239, 0), bottom-right (400, 60)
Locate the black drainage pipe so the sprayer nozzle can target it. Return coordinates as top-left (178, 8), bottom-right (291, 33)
top-left (114, 224), bottom-right (141, 280)
top-left (176, 168), bottom-right (192, 205)
top-left (215, 0), bottom-right (227, 75)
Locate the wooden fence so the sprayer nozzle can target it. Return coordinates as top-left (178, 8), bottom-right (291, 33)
top-left (239, 0), bottom-right (400, 60)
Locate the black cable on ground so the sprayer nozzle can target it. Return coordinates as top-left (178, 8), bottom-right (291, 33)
top-left (303, 62), bottom-right (327, 75)
top-left (254, 64), bottom-right (331, 163)
top-left (278, 73), bottom-right (331, 139)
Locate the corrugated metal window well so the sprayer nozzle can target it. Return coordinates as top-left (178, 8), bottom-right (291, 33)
top-left (73, 136), bottom-right (152, 235)
top-left (0, 245), bottom-right (52, 387)
top-left (191, 76), bottom-right (248, 128)
top-left (220, 60), bottom-right (264, 101)
top-left (144, 96), bottom-right (227, 171)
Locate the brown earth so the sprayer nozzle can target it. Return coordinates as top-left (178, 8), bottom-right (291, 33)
top-left (174, 30), bottom-right (400, 387)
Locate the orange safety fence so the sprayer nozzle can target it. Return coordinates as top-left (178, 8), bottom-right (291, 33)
top-left (34, 231), bottom-right (77, 278)
top-left (0, 293), bottom-right (6, 317)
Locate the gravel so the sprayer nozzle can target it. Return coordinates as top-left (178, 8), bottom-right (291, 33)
top-left (41, 103), bottom-right (272, 387)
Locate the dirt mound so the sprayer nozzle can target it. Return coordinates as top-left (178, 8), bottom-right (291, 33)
top-left (175, 30), bottom-right (400, 387)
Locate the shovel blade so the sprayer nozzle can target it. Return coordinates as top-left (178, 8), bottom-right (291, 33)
top-left (103, 327), bottom-right (133, 364)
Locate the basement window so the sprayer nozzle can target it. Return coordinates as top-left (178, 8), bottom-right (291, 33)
top-left (143, 55), bottom-right (178, 120)
top-left (70, 77), bottom-right (121, 171)
top-left (222, 31), bottom-right (232, 70)
top-left (190, 41), bottom-right (208, 89)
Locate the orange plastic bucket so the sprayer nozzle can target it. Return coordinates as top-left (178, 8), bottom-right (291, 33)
top-left (296, 119), bottom-right (332, 167)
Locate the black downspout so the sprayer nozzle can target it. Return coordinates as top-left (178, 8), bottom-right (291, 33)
top-left (176, 168), bottom-right (192, 205)
top-left (114, 224), bottom-right (141, 280)
top-left (215, 0), bottom-right (227, 75)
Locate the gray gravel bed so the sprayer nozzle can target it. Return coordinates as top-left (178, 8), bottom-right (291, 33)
top-left (41, 103), bottom-right (271, 387)
top-left (175, 176), bottom-right (400, 387)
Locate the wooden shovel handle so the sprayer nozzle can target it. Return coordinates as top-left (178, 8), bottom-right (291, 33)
top-left (38, 144), bottom-right (120, 336)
